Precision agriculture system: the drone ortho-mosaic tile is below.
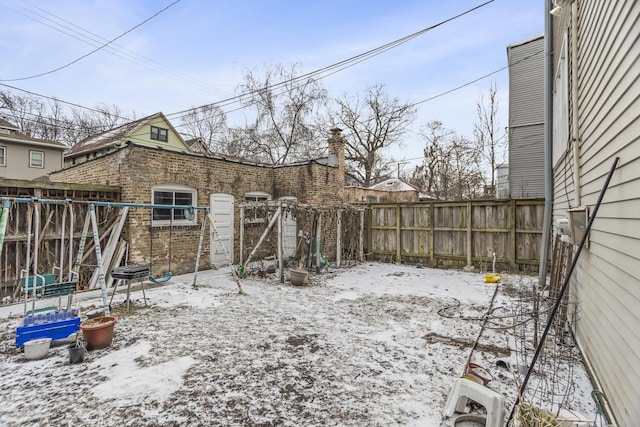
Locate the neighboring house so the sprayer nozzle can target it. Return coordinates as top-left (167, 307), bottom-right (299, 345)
top-left (51, 120), bottom-right (346, 275)
top-left (0, 117), bottom-right (67, 180)
top-left (496, 163), bottom-right (509, 199)
top-left (63, 112), bottom-right (192, 168)
top-left (507, 34), bottom-right (545, 199)
top-left (184, 137), bottom-right (213, 156)
top-left (550, 2), bottom-right (639, 425)
top-left (344, 178), bottom-right (434, 203)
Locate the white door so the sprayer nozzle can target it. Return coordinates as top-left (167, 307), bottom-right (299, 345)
top-left (210, 193), bottom-right (234, 267)
top-left (280, 197), bottom-right (298, 259)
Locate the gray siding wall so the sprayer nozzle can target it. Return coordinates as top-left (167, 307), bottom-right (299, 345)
top-left (0, 140), bottom-right (65, 180)
top-left (508, 36), bottom-right (545, 198)
top-left (552, 2), bottom-right (640, 425)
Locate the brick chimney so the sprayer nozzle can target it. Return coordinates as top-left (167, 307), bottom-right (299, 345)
top-left (328, 127), bottom-right (345, 171)
top-left (327, 127), bottom-right (346, 200)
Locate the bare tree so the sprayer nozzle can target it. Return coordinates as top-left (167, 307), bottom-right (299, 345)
top-left (236, 63), bottom-right (327, 164)
top-left (178, 104), bottom-right (227, 153)
top-left (328, 84), bottom-right (416, 186)
top-left (410, 120), bottom-right (483, 200)
top-left (1, 90), bottom-right (133, 145)
top-left (474, 83), bottom-right (506, 190)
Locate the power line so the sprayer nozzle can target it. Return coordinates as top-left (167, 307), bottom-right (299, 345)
top-left (0, 0), bottom-right (181, 82)
top-left (164, 0), bottom-right (496, 120)
top-left (5, 0), bottom-right (232, 98)
top-left (2, 1), bottom-right (536, 141)
top-left (410, 49), bottom-right (545, 107)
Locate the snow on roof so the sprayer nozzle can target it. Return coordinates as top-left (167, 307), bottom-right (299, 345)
top-left (64, 112), bottom-right (161, 157)
top-left (369, 178), bottom-right (419, 192)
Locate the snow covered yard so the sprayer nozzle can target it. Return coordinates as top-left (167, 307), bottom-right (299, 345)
top-left (0, 263), bottom-right (597, 426)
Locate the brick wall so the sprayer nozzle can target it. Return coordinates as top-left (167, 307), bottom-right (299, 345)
top-left (51, 143), bottom-right (346, 275)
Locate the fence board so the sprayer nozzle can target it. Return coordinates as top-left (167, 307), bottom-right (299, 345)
top-left (367, 199), bottom-right (545, 271)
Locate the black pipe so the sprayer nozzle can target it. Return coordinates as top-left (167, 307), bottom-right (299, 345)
top-left (506, 156), bottom-right (620, 425)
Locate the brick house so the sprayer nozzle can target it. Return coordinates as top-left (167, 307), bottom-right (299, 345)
top-left (50, 114), bottom-right (346, 277)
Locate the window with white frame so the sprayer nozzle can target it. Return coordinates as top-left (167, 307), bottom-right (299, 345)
top-left (150, 125), bottom-right (168, 142)
top-left (152, 185), bottom-right (197, 225)
top-left (29, 150), bottom-right (44, 168)
top-left (553, 33), bottom-right (569, 167)
top-left (244, 191), bottom-right (271, 224)
top-left (0, 147), bottom-right (5, 167)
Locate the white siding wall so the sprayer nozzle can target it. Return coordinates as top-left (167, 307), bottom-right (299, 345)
top-left (552, 2), bottom-right (640, 425)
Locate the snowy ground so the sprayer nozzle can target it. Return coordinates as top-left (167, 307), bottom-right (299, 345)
top-left (0, 263), bottom-right (597, 426)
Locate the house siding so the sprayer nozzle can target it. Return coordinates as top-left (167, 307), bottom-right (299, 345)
top-left (552, 2), bottom-right (640, 425)
top-left (507, 35), bottom-right (545, 199)
top-left (0, 140), bottom-right (65, 180)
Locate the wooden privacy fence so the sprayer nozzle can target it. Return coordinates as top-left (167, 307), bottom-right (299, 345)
top-left (367, 199), bottom-right (545, 272)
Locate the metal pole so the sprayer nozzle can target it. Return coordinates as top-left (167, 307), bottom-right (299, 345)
top-left (32, 203), bottom-right (40, 315)
top-left (191, 211), bottom-right (206, 289)
top-left (506, 156), bottom-right (620, 425)
top-left (59, 204), bottom-right (67, 282)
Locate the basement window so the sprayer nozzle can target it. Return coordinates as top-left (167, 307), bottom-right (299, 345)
top-left (150, 125), bottom-right (168, 142)
top-left (152, 185), bottom-right (197, 226)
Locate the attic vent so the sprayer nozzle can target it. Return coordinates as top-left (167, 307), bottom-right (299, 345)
top-left (0, 129), bottom-right (10, 135)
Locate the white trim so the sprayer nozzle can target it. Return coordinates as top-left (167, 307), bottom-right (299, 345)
top-left (244, 191), bottom-right (271, 224)
top-left (29, 150), bottom-right (44, 168)
top-left (552, 32), bottom-right (569, 167)
top-left (151, 184), bottom-right (197, 226)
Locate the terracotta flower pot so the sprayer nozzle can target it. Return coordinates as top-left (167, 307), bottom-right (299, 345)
top-left (80, 316), bottom-right (117, 350)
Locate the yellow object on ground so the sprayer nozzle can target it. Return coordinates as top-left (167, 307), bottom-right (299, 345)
top-left (484, 273), bottom-right (501, 283)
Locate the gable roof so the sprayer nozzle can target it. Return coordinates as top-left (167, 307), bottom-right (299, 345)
top-left (0, 117), bottom-right (67, 150)
top-left (0, 117), bottom-right (20, 131)
top-left (64, 112), bottom-right (188, 158)
top-left (369, 178), bottom-right (420, 192)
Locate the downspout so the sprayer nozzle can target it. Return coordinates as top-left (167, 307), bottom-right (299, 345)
top-left (571, 0), bottom-right (581, 206)
top-left (538, 0), bottom-right (554, 288)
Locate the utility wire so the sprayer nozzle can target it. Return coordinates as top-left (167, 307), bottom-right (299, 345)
top-left (0, 0), bottom-right (181, 82)
top-left (2, 2), bottom-right (541, 139)
top-left (5, 0), bottom-right (231, 98)
top-left (164, 0), bottom-right (496, 119)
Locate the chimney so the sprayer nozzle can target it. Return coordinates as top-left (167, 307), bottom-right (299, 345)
top-left (327, 127), bottom-right (345, 195)
top-left (328, 127), bottom-right (344, 168)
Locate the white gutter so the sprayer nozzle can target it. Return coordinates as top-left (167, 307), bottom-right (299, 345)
top-left (0, 136), bottom-right (66, 151)
top-left (538, 0), bottom-right (554, 289)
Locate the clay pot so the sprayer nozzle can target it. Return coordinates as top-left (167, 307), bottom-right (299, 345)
top-left (289, 269), bottom-right (308, 286)
top-left (80, 316), bottom-right (117, 350)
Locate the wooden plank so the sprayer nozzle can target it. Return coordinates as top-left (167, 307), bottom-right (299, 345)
top-left (89, 207), bottom-right (129, 289)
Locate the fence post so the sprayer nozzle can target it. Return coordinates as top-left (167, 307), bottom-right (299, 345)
top-left (359, 209), bottom-right (365, 261)
top-left (510, 199), bottom-right (518, 270)
top-left (395, 204), bottom-right (401, 263)
top-left (429, 202), bottom-right (435, 267)
top-left (466, 201), bottom-right (473, 268)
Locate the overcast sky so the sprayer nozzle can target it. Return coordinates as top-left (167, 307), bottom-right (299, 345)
top-left (0, 0), bottom-right (543, 170)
